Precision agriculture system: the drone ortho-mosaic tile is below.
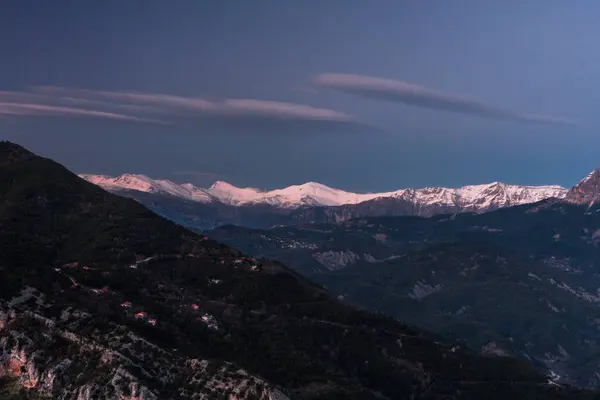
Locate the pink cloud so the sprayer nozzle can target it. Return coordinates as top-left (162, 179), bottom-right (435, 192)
top-left (1, 86), bottom-right (362, 131)
top-left (314, 73), bottom-right (576, 126)
top-left (32, 86), bottom-right (354, 122)
top-left (34, 87), bottom-right (216, 111)
top-left (221, 99), bottom-right (351, 121)
top-left (0, 102), bottom-right (154, 122)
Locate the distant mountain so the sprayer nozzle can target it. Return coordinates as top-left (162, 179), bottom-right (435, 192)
top-left (80, 173), bottom-right (568, 229)
top-left (207, 184), bottom-right (600, 388)
top-left (4, 141), bottom-right (592, 399)
top-left (80, 173), bottom-right (218, 203)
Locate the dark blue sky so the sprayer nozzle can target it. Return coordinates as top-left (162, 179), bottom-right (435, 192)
top-left (1, 1), bottom-right (598, 191)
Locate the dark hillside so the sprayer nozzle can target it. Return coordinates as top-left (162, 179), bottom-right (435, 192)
top-left (0, 141), bottom-right (597, 399)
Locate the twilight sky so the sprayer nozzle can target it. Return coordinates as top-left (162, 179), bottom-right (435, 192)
top-left (1, 0), bottom-right (599, 191)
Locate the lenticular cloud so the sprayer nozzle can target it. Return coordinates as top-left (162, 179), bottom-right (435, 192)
top-left (314, 73), bottom-right (576, 126)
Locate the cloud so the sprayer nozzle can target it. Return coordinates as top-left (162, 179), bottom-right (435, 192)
top-left (33, 86), bottom-right (217, 112)
top-left (0, 90), bottom-right (162, 123)
top-left (220, 99), bottom-right (350, 121)
top-left (313, 73), bottom-right (576, 126)
top-left (0, 90), bottom-right (156, 114)
top-left (0, 102), bottom-right (151, 122)
top-left (32, 86), bottom-right (353, 122)
top-left (0, 86), bottom-right (366, 134)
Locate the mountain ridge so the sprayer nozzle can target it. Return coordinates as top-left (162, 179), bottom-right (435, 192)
top-left (79, 173), bottom-right (570, 229)
top-left (80, 173), bottom-right (568, 209)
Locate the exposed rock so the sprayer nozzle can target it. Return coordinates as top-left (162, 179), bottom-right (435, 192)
top-left (312, 250), bottom-right (360, 270)
top-left (408, 281), bottom-right (443, 300)
top-left (565, 168), bottom-right (600, 206)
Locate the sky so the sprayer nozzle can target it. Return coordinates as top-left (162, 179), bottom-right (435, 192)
top-left (1, 0), bottom-right (599, 192)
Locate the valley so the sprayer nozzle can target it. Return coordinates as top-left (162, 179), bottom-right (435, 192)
top-left (206, 174), bottom-right (600, 388)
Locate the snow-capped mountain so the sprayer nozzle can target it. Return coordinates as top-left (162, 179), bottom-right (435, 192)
top-left (79, 173), bottom-right (567, 210)
top-left (382, 182), bottom-right (567, 213)
top-left (79, 173), bottom-right (216, 203)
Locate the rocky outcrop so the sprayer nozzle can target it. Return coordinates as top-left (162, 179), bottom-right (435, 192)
top-left (312, 250), bottom-right (360, 270)
top-left (565, 168), bottom-right (600, 206)
top-left (408, 281), bottom-right (443, 300)
top-left (0, 299), bottom-right (288, 400)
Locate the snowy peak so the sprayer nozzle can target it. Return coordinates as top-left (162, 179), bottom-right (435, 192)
top-left (264, 181), bottom-right (391, 207)
top-left (80, 173), bottom-right (158, 194)
top-left (210, 180), bottom-right (247, 191)
top-left (79, 173), bottom-right (214, 203)
top-left (79, 173), bottom-right (568, 212)
top-left (208, 181), bottom-right (263, 206)
top-left (379, 182), bottom-right (566, 213)
top-left (566, 168), bottom-right (600, 205)
top-left (207, 180), bottom-right (369, 207)
top-left (457, 182), bottom-right (567, 208)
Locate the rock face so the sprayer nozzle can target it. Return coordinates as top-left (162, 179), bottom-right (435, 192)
top-left (0, 297), bottom-right (283, 400)
top-left (312, 250), bottom-right (360, 270)
top-left (565, 168), bottom-right (600, 206)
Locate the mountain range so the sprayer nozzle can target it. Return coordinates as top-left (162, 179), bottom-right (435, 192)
top-left (4, 141), bottom-right (594, 398)
top-left (207, 169), bottom-right (600, 388)
top-left (79, 173), bottom-right (568, 209)
top-left (80, 173), bottom-right (568, 229)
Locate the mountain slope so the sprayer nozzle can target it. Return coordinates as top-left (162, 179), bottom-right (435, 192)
top-left (0, 142), bottom-right (595, 399)
top-left (80, 173), bottom-right (216, 203)
top-left (80, 173), bottom-right (568, 229)
top-left (566, 168), bottom-right (600, 206)
top-left (208, 193), bottom-right (600, 388)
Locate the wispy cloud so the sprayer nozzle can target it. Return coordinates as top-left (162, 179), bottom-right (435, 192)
top-left (0, 86), bottom-right (360, 132)
top-left (314, 73), bottom-right (576, 126)
top-left (32, 86), bottom-right (353, 122)
top-left (0, 90), bottom-right (158, 114)
top-left (33, 86), bottom-right (217, 112)
top-left (220, 99), bottom-right (350, 121)
top-left (0, 102), bottom-right (149, 122)
top-left (0, 89), bottom-right (162, 123)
